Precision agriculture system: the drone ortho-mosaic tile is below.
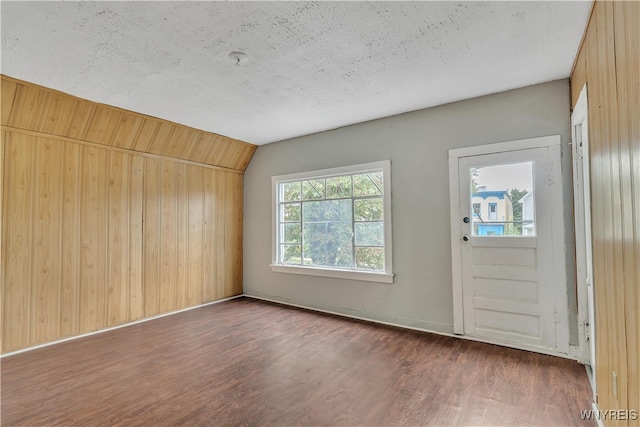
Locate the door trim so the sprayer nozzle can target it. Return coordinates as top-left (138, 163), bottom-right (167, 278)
top-left (571, 84), bottom-right (596, 386)
top-left (448, 135), bottom-right (570, 355)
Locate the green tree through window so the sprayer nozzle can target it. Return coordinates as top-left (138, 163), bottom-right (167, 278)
top-left (277, 169), bottom-right (387, 272)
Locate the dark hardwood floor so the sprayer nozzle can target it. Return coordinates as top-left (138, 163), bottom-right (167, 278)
top-left (2, 297), bottom-right (595, 426)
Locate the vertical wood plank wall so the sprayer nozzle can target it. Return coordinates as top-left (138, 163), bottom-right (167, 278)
top-left (570, 2), bottom-right (639, 424)
top-left (1, 76), bottom-right (254, 353)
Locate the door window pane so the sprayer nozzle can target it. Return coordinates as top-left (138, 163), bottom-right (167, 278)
top-left (470, 162), bottom-right (535, 236)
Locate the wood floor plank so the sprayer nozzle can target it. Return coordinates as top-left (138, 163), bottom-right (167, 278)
top-left (1, 297), bottom-right (595, 427)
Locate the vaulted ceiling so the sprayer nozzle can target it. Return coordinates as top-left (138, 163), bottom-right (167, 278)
top-left (1, 1), bottom-right (592, 145)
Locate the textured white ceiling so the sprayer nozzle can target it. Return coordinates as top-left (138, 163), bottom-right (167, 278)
top-left (1, 1), bottom-right (592, 145)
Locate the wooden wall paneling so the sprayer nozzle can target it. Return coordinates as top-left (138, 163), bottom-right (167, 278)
top-left (222, 142), bottom-right (243, 171)
top-left (187, 134), bottom-right (212, 164)
top-left (60, 142), bottom-right (81, 338)
top-left (616, 0), bottom-right (640, 414)
top-left (1, 78), bottom-right (18, 126)
top-left (2, 134), bottom-right (35, 351)
top-left (38, 92), bottom-right (79, 137)
top-left (571, 45), bottom-right (588, 108)
top-left (31, 138), bottom-right (63, 344)
top-left (146, 122), bottom-right (175, 157)
top-left (598, 7), bottom-right (626, 417)
top-left (175, 162), bottom-right (189, 310)
top-left (600, 3), bottom-right (629, 415)
top-left (2, 75), bottom-right (251, 353)
top-left (162, 126), bottom-right (190, 160)
top-left (132, 119), bottom-right (159, 153)
top-left (237, 144), bottom-right (257, 171)
top-left (0, 134), bottom-right (4, 350)
top-left (143, 157), bottom-right (161, 317)
top-left (106, 151), bottom-right (131, 327)
top-left (204, 135), bottom-right (231, 167)
top-left (65, 100), bottom-right (95, 141)
top-left (223, 142), bottom-right (246, 171)
top-left (0, 133), bottom-right (4, 351)
top-left (232, 174), bottom-right (243, 294)
top-left (175, 130), bottom-right (201, 160)
top-left (85, 106), bottom-right (122, 146)
top-left (628, 0), bottom-right (640, 413)
top-left (186, 165), bottom-right (204, 307)
top-left (112, 114), bottom-right (144, 150)
top-left (216, 171), bottom-right (229, 299)
top-left (79, 145), bottom-right (108, 333)
top-left (572, 1), bottom-right (640, 421)
top-left (9, 84), bottom-right (48, 131)
top-left (128, 155), bottom-right (144, 321)
top-left (611, 0), bottom-right (634, 360)
top-left (219, 143), bottom-right (237, 171)
top-left (215, 172), bottom-right (233, 298)
top-left (159, 159), bottom-right (178, 313)
top-left (202, 168), bottom-right (217, 303)
top-left (583, 6), bottom-right (613, 414)
top-left (224, 172), bottom-right (236, 296)
top-left (2, 75), bottom-right (256, 172)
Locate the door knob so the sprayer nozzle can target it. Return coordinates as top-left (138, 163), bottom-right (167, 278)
top-left (463, 235), bottom-right (469, 242)
top-left (463, 217), bottom-right (470, 223)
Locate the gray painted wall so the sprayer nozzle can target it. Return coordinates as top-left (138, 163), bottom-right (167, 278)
top-left (243, 79), bottom-right (578, 344)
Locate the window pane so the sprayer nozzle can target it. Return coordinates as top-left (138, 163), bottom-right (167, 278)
top-left (303, 199), bottom-right (352, 222)
top-left (281, 244), bottom-right (301, 264)
top-left (326, 175), bottom-right (352, 199)
top-left (354, 198), bottom-right (383, 221)
top-left (281, 223), bottom-right (301, 244)
top-left (281, 181), bottom-right (301, 202)
top-left (353, 172), bottom-right (383, 196)
top-left (302, 179), bottom-right (325, 200)
top-left (281, 203), bottom-right (300, 222)
top-left (355, 222), bottom-right (384, 246)
top-left (355, 247), bottom-right (384, 271)
top-left (303, 222), bottom-right (352, 268)
top-left (274, 162), bottom-right (391, 276)
top-left (470, 162), bottom-right (535, 237)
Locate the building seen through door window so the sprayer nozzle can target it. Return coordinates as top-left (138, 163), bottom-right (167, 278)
top-left (470, 162), bottom-right (535, 236)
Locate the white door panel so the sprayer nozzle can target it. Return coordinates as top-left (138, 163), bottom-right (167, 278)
top-left (449, 137), bottom-right (569, 355)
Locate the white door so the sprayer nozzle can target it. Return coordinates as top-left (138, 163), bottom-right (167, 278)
top-left (449, 136), bottom-right (569, 355)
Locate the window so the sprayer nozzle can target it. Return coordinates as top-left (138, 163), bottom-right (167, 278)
top-left (272, 161), bottom-right (393, 283)
top-left (472, 203), bottom-right (481, 218)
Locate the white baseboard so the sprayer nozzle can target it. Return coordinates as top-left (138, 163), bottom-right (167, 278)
top-left (1, 295), bottom-right (243, 358)
top-left (243, 293), bottom-right (579, 361)
top-left (4, 293), bottom-right (579, 363)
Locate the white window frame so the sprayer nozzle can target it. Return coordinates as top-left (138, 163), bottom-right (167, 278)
top-left (271, 161), bottom-right (394, 283)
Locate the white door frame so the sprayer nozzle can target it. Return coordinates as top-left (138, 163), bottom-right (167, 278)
top-left (571, 84), bottom-right (596, 382)
top-left (448, 135), bottom-right (570, 355)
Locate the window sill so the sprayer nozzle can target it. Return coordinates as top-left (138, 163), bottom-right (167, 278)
top-left (270, 264), bottom-right (394, 284)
